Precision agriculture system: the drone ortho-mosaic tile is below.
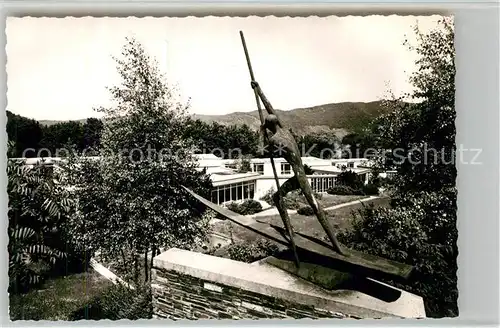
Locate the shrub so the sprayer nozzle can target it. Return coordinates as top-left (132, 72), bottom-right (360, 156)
top-left (261, 188), bottom-right (323, 210)
top-left (362, 183), bottom-right (380, 196)
top-left (260, 188), bottom-right (275, 205)
top-left (224, 239), bottom-right (281, 263)
top-left (71, 283), bottom-right (152, 320)
top-left (7, 157), bottom-right (82, 294)
top-left (226, 199), bottom-right (263, 215)
top-left (337, 170), bottom-right (364, 190)
top-left (327, 186), bottom-right (358, 195)
top-left (297, 206), bottom-right (314, 216)
top-left (338, 189), bottom-right (458, 317)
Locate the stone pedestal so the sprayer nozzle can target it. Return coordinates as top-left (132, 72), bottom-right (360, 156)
top-left (152, 248), bottom-right (426, 320)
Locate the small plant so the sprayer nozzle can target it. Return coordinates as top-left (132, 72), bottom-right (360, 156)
top-left (297, 206), bottom-right (315, 216)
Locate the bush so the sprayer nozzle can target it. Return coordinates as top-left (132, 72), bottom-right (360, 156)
top-left (337, 170), bottom-right (364, 190)
top-left (297, 206), bottom-right (314, 216)
top-left (362, 183), bottom-right (379, 196)
top-left (261, 188), bottom-right (324, 210)
top-left (338, 189), bottom-right (458, 317)
top-left (260, 188), bottom-right (275, 205)
top-left (7, 157), bottom-right (83, 294)
top-left (327, 186), bottom-right (359, 195)
top-left (71, 283), bottom-right (152, 320)
top-left (223, 239), bottom-right (281, 263)
top-left (226, 199), bottom-right (263, 215)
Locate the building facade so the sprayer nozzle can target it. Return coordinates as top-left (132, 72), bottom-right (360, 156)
top-left (196, 154), bottom-right (373, 205)
top-left (11, 154), bottom-right (377, 206)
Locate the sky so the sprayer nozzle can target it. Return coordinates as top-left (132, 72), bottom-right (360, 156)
top-left (6, 15), bottom-right (444, 121)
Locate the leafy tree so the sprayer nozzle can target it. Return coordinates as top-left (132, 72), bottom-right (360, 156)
top-left (65, 37), bottom-right (213, 283)
top-left (232, 155), bottom-right (252, 173)
top-left (183, 119), bottom-right (260, 159)
top-left (39, 121), bottom-right (85, 156)
top-left (339, 17), bottom-right (457, 317)
top-left (341, 132), bottom-right (375, 159)
top-left (82, 117), bottom-right (104, 152)
top-left (371, 17), bottom-right (455, 193)
top-left (295, 131), bottom-right (341, 159)
top-left (6, 111), bottom-right (44, 158)
top-left (336, 168), bottom-right (364, 190)
top-left (8, 141), bottom-right (80, 293)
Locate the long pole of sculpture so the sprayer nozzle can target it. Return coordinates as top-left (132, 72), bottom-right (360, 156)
top-left (239, 31), bottom-right (346, 260)
top-left (239, 31), bottom-right (282, 195)
top-left (239, 31), bottom-right (301, 267)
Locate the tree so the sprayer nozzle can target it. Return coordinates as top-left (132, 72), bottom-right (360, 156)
top-left (339, 17), bottom-right (457, 317)
top-left (183, 119), bottom-right (260, 159)
top-left (6, 111), bottom-right (44, 158)
top-left (371, 17), bottom-right (455, 193)
top-left (295, 131), bottom-right (341, 159)
top-left (82, 117), bottom-right (104, 152)
top-left (8, 141), bottom-right (80, 293)
top-left (39, 121), bottom-right (85, 156)
top-left (66, 37), bottom-right (213, 283)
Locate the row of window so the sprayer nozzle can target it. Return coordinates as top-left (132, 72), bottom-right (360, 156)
top-left (210, 180), bottom-right (256, 205)
top-left (310, 177), bottom-right (337, 193)
top-left (251, 163), bottom-right (291, 175)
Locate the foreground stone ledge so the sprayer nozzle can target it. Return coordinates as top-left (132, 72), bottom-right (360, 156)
top-left (152, 248), bottom-right (425, 319)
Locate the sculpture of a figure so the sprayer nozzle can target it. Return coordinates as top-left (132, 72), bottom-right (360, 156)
top-left (251, 80), bottom-right (346, 267)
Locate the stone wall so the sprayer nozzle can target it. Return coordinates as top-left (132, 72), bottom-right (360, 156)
top-left (152, 268), bottom-right (350, 320)
top-left (152, 248), bottom-right (426, 320)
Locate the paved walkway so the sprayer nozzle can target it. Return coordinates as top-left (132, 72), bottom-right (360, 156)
top-left (248, 196), bottom-right (380, 218)
top-left (89, 258), bottom-right (135, 290)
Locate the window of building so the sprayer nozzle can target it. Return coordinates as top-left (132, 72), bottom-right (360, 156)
top-left (348, 162), bottom-right (354, 168)
top-left (252, 163), bottom-right (264, 174)
top-left (210, 180), bottom-right (257, 205)
top-left (310, 176), bottom-right (337, 193)
top-left (281, 163), bottom-right (291, 175)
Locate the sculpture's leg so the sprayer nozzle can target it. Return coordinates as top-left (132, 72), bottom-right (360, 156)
top-left (273, 177), bottom-right (301, 267)
top-left (297, 174), bottom-right (346, 256)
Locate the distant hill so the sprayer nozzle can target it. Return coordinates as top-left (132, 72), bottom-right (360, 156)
top-left (192, 100), bottom-right (391, 136)
top-left (38, 118), bottom-right (89, 126)
top-left (25, 100), bottom-right (392, 136)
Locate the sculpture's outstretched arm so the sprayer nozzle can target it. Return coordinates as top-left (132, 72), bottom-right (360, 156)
top-left (251, 81), bottom-right (284, 128)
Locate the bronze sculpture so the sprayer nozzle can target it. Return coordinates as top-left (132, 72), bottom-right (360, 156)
top-left (250, 80), bottom-right (346, 261)
top-left (181, 31), bottom-right (414, 284)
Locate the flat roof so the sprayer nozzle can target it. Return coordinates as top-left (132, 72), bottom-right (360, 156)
top-left (210, 171), bottom-right (261, 187)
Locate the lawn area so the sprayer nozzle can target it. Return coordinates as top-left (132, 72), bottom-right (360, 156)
top-left (212, 196), bottom-right (391, 244)
top-left (317, 194), bottom-right (367, 209)
top-left (9, 269), bottom-right (112, 321)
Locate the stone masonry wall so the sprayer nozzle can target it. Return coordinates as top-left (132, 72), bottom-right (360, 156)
top-left (152, 268), bottom-right (353, 320)
top-left (151, 248), bottom-right (426, 320)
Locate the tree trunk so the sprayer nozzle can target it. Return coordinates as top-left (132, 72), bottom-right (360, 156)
top-left (133, 254), bottom-right (139, 284)
top-left (144, 249), bottom-right (149, 282)
top-left (150, 245), bottom-right (155, 277)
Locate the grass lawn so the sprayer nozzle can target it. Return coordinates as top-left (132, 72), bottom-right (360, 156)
top-left (9, 269), bottom-right (112, 321)
top-left (317, 194), bottom-right (367, 209)
top-left (212, 196), bottom-right (391, 244)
